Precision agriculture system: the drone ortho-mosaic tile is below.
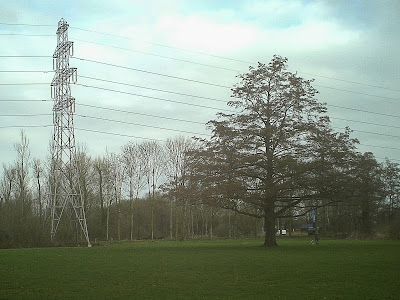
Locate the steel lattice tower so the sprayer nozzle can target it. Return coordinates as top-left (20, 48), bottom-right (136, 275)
top-left (50, 18), bottom-right (91, 247)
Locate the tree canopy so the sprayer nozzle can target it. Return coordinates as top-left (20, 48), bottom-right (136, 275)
top-left (187, 55), bottom-right (361, 246)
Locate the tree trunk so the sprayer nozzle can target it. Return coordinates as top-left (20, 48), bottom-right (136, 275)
top-left (210, 207), bottom-right (213, 239)
top-left (190, 205), bottom-right (194, 238)
top-left (254, 217), bottom-right (258, 238)
top-left (228, 211), bottom-right (231, 238)
top-left (182, 203), bottom-right (187, 240)
top-left (130, 199), bottom-right (134, 240)
top-left (36, 174), bottom-right (42, 223)
top-left (98, 169), bottom-right (104, 239)
top-left (151, 169), bottom-right (155, 240)
top-left (322, 204), bottom-right (327, 236)
top-left (204, 209), bottom-right (208, 237)
top-left (106, 204), bottom-right (110, 241)
top-left (175, 205), bottom-right (179, 240)
top-left (129, 179), bottom-right (134, 240)
top-left (263, 202), bottom-right (277, 247)
top-left (170, 198), bottom-right (173, 239)
top-left (117, 206), bottom-right (121, 241)
top-left (116, 186), bottom-right (121, 241)
top-left (233, 211), bottom-right (237, 238)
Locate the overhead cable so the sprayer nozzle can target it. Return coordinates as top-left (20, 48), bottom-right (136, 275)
top-left (75, 83), bottom-right (236, 112)
top-left (75, 39), bottom-right (240, 72)
top-left (78, 103), bottom-right (205, 125)
top-left (76, 114), bottom-right (209, 136)
top-left (79, 75), bottom-right (227, 103)
top-left (73, 57), bottom-right (232, 88)
top-left (1, 22), bottom-right (399, 92)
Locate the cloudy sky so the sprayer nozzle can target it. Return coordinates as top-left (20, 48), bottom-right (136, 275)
top-left (0, 0), bottom-right (399, 172)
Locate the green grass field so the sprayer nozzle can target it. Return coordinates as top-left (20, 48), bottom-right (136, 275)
top-left (1, 238), bottom-right (399, 299)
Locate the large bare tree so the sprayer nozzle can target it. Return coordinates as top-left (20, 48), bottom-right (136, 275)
top-left (189, 56), bottom-right (334, 246)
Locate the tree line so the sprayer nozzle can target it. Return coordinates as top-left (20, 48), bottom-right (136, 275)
top-left (1, 56), bottom-right (399, 248)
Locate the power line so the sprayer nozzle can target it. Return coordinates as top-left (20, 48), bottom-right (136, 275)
top-left (0, 64), bottom-right (396, 103)
top-left (0, 70), bottom-right (52, 73)
top-left (0, 22), bottom-right (53, 27)
top-left (0, 59), bottom-right (398, 108)
top-left (75, 83), bottom-right (235, 112)
top-left (68, 27), bottom-right (400, 93)
top-left (0, 83), bottom-right (48, 85)
top-left (78, 103), bottom-right (398, 132)
top-left (359, 143), bottom-right (400, 151)
top-left (0, 33), bottom-right (52, 36)
top-left (301, 72), bottom-right (400, 93)
top-left (1, 22), bottom-right (399, 93)
top-left (0, 125), bottom-right (400, 161)
top-left (2, 102), bottom-right (398, 143)
top-left (75, 39), bottom-right (240, 73)
top-left (73, 57), bottom-right (232, 88)
top-left (79, 99), bottom-right (398, 131)
top-left (327, 104), bottom-right (400, 119)
top-left (76, 114), bottom-right (209, 136)
top-left (334, 126), bottom-right (400, 139)
top-left (330, 116), bottom-right (400, 130)
top-left (79, 75), bottom-right (227, 103)
top-left (72, 39), bottom-right (399, 93)
top-left (0, 99), bottom-right (52, 102)
top-left (316, 84), bottom-right (399, 102)
top-left (77, 75), bottom-right (400, 129)
top-left (74, 58), bottom-right (399, 102)
top-left (0, 110), bottom-right (207, 133)
top-left (0, 55), bottom-right (51, 58)
top-left (0, 124), bottom-right (52, 129)
top-left (0, 99), bottom-right (207, 125)
top-left (0, 113), bottom-right (52, 117)
top-left (0, 116), bottom-right (400, 160)
top-left (78, 103), bottom-right (205, 125)
top-left (70, 26), bottom-right (252, 65)
top-left (75, 127), bottom-right (167, 142)
top-left (79, 75), bottom-right (400, 119)
top-left (77, 36), bottom-right (400, 93)
top-left (1, 97), bottom-right (399, 130)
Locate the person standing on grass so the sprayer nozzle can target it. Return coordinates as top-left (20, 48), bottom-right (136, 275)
top-left (312, 209), bottom-right (319, 245)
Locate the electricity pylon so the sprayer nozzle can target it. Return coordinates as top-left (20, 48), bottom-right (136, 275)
top-left (50, 18), bottom-right (91, 247)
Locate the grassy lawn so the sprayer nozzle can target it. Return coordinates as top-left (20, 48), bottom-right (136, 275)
top-left (0, 238), bottom-right (399, 299)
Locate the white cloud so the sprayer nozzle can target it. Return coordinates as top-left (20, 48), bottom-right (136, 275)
top-left (279, 21), bottom-right (360, 50)
top-left (155, 14), bottom-right (261, 53)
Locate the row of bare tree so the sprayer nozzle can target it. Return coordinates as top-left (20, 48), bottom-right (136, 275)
top-left (1, 129), bottom-right (399, 248)
top-left (0, 131), bottom-right (261, 247)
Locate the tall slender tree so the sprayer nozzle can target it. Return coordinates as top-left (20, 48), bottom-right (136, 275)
top-left (164, 136), bottom-right (194, 239)
top-left (140, 141), bottom-right (165, 240)
top-left (121, 142), bottom-right (147, 240)
top-left (14, 130), bottom-right (31, 215)
top-left (351, 152), bottom-right (385, 237)
top-left (32, 159), bottom-right (43, 222)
